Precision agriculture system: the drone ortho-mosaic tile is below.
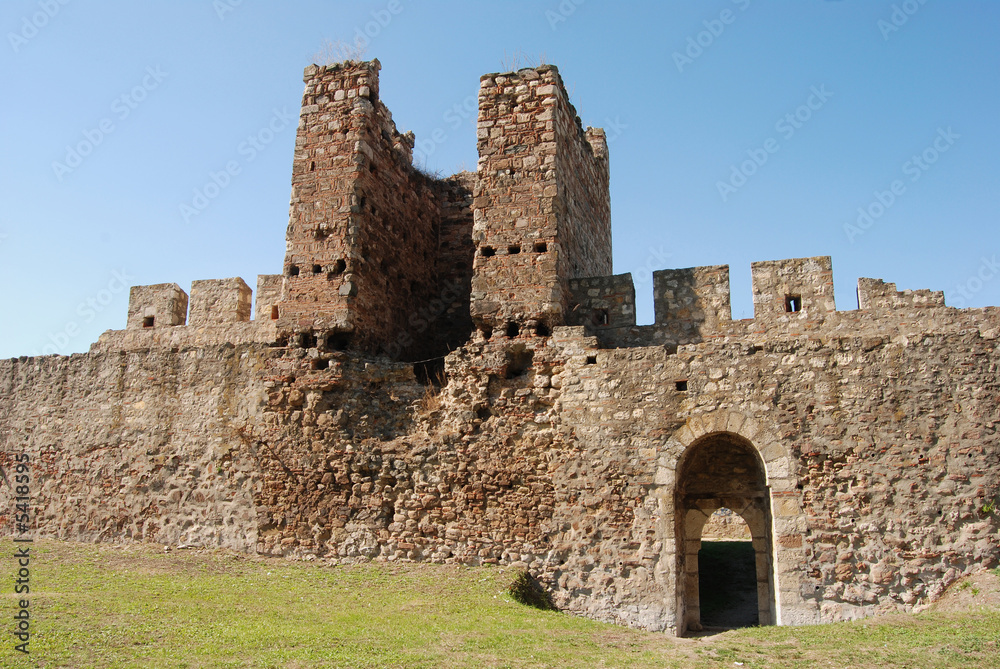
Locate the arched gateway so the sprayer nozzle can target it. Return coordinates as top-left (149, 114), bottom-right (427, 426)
top-left (663, 410), bottom-right (808, 635)
top-left (675, 432), bottom-right (774, 632)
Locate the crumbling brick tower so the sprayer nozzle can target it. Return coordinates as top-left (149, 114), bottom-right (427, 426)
top-left (272, 59), bottom-right (474, 360)
top-left (471, 65), bottom-right (612, 335)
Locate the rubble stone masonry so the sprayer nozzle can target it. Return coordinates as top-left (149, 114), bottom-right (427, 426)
top-left (1, 60), bottom-right (997, 636)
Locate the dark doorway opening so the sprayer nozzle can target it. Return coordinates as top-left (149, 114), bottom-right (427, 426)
top-left (698, 540), bottom-right (759, 629)
top-left (675, 432), bottom-right (775, 635)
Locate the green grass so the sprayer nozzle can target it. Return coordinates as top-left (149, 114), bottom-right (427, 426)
top-left (0, 539), bottom-right (997, 668)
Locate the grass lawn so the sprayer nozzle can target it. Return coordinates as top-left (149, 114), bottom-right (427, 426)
top-left (0, 538), bottom-right (997, 668)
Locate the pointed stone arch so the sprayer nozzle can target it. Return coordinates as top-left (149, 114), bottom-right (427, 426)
top-left (655, 410), bottom-right (810, 635)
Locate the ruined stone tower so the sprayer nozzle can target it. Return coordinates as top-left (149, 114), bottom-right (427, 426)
top-left (471, 65), bottom-right (611, 334)
top-left (1, 59), bottom-right (997, 637)
top-left (270, 59), bottom-right (475, 361)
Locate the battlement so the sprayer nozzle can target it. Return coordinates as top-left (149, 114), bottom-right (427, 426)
top-left (189, 278), bottom-right (252, 326)
top-left (857, 277), bottom-right (946, 310)
top-left (751, 256), bottom-right (836, 320)
top-left (126, 283), bottom-right (188, 330)
top-left (653, 264), bottom-right (732, 338)
top-left (127, 277), bottom-right (259, 330)
top-left (103, 61), bottom-right (992, 357)
top-left (565, 255), bottom-right (992, 349)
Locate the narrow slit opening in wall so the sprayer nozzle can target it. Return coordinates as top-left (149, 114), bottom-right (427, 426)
top-left (481, 246), bottom-right (496, 258)
top-left (592, 309), bottom-right (610, 326)
top-left (533, 241), bottom-right (548, 253)
top-left (784, 295), bottom-right (802, 313)
top-left (309, 161), bottom-right (316, 171)
top-left (270, 306), bottom-right (279, 320)
top-left (142, 316), bottom-right (155, 328)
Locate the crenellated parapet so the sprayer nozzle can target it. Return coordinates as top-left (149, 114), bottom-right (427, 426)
top-left (654, 265), bottom-right (732, 339)
top-left (566, 255), bottom-right (995, 349)
top-left (751, 256), bottom-right (836, 321)
top-left (189, 278), bottom-right (252, 326)
top-left (858, 277), bottom-right (946, 310)
top-left (97, 275), bottom-right (277, 352)
top-left (126, 283), bottom-right (188, 330)
top-left (567, 273), bottom-right (636, 332)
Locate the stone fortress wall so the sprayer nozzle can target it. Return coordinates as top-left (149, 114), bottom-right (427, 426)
top-left (1, 59), bottom-right (997, 636)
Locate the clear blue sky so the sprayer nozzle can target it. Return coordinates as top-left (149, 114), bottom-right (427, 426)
top-left (1, 0), bottom-right (998, 358)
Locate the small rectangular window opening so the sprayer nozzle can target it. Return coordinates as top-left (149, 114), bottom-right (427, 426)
top-left (675, 380), bottom-right (688, 392)
top-left (507, 245), bottom-right (521, 255)
top-left (480, 246), bottom-right (496, 258)
top-left (592, 309), bottom-right (610, 326)
top-left (270, 306), bottom-right (279, 320)
top-left (288, 265), bottom-right (300, 277)
top-left (586, 355), bottom-right (597, 365)
top-left (533, 242), bottom-right (548, 253)
top-left (785, 295), bottom-right (802, 313)
top-left (312, 264), bottom-right (322, 275)
top-left (142, 316), bottom-right (155, 329)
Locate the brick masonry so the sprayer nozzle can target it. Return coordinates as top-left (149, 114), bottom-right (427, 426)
top-left (1, 60), bottom-right (997, 636)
